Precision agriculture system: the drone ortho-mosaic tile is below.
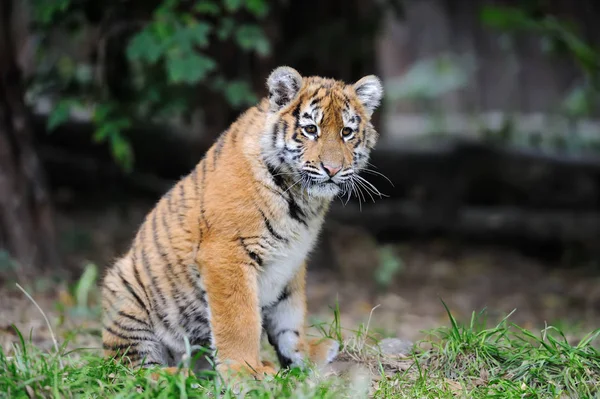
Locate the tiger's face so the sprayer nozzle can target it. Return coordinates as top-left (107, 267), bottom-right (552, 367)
top-left (263, 67), bottom-right (383, 199)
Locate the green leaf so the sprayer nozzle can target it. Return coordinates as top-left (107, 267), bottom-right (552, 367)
top-left (47, 99), bottom-right (72, 132)
top-left (224, 0), bottom-right (243, 12)
top-left (92, 103), bottom-right (115, 123)
top-left (194, 0), bottom-right (220, 15)
top-left (245, 0), bottom-right (269, 18)
top-left (374, 245), bottom-right (403, 288)
top-left (92, 125), bottom-right (112, 142)
top-left (562, 85), bottom-right (593, 117)
top-left (166, 53), bottom-right (216, 84)
top-left (222, 80), bottom-right (257, 108)
top-left (57, 56), bottom-right (76, 81)
top-left (186, 21), bottom-right (213, 48)
top-left (74, 263), bottom-right (98, 310)
top-left (32, 0), bottom-right (71, 24)
top-left (217, 17), bottom-right (235, 40)
top-left (110, 134), bottom-right (134, 172)
top-left (234, 25), bottom-right (270, 56)
top-left (126, 29), bottom-right (163, 64)
top-left (480, 5), bottom-right (533, 30)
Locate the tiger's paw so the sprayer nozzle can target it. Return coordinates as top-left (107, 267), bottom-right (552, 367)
top-left (308, 337), bottom-right (340, 368)
top-left (216, 361), bottom-right (277, 382)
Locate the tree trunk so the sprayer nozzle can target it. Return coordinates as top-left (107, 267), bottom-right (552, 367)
top-left (0, 0), bottom-right (59, 274)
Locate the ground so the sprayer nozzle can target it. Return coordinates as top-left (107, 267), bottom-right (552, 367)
top-left (0, 200), bottom-right (599, 397)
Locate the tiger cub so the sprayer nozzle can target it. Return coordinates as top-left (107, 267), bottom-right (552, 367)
top-left (101, 66), bottom-right (383, 379)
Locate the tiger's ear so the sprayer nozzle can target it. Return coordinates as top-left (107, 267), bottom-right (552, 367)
top-left (267, 66), bottom-right (303, 112)
top-left (353, 75), bottom-right (383, 116)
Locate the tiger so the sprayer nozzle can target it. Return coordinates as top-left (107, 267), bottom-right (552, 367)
top-left (101, 66), bottom-right (384, 380)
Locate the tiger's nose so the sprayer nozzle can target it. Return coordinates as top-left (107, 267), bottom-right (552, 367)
top-left (321, 162), bottom-right (342, 177)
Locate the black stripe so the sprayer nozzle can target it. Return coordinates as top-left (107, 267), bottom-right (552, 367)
top-left (151, 210), bottom-right (182, 310)
top-left (212, 133), bottom-right (226, 170)
top-left (103, 342), bottom-right (138, 351)
top-left (266, 162), bottom-right (287, 191)
top-left (271, 118), bottom-right (280, 148)
top-left (104, 285), bottom-right (119, 298)
top-left (191, 167), bottom-right (200, 197)
top-left (277, 329), bottom-right (299, 338)
top-left (200, 160), bottom-right (210, 229)
top-left (292, 102), bottom-right (301, 128)
top-left (104, 325), bottom-right (156, 342)
top-left (165, 188), bottom-right (176, 214)
top-left (259, 210), bottom-right (287, 242)
top-left (177, 184), bottom-right (192, 235)
top-left (140, 230), bottom-right (166, 307)
top-left (131, 245), bottom-right (151, 305)
top-left (139, 226), bottom-right (172, 329)
top-left (239, 238), bottom-right (263, 267)
top-left (191, 166), bottom-right (204, 241)
top-left (187, 316), bottom-right (211, 338)
top-left (276, 286), bottom-right (291, 304)
top-left (260, 182), bottom-right (287, 201)
top-left (105, 318), bottom-right (153, 334)
top-left (159, 206), bottom-right (206, 307)
top-left (240, 236), bottom-right (270, 252)
top-left (140, 361), bottom-right (161, 367)
top-left (117, 271), bottom-right (148, 316)
top-left (287, 197), bottom-right (307, 226)
top-left (118, 311), bottom-right (151, 328)
top-left (264, 162), bottom-right (307, 226)
top-left (111, 319), bottom-right (154, 334)
top-left (150, 210), bottom-right (193, 324)
top-left (284, 145), bottom-right (301, 154)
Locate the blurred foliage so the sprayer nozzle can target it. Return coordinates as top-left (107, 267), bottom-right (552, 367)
top-left (385, 54), bottom-right (475, 102)
top-left (374, 245), bottom-right (403, 290)
top-left (0, 250), bottom-right (17, 273)
top-left (385, 53), bottom-right (476, 134)
top-left (72, 263), bottom-right (99, 316)
top-left (30, 0), bottom-right (271, 171)
top-left (481, 4), bottom-right (600, 119)
top-left (384, 4), bottom-right (600, 152)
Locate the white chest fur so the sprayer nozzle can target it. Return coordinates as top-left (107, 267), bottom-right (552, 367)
top-left (258, 223), bottom-right (320, 307)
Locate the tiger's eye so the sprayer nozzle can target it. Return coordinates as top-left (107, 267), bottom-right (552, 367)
top-left (341, 127), bottom-right (354, 137)
top-left (304, 125), bottom-right (317, 135)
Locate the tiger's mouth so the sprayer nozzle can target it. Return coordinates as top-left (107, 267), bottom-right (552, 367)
top-left (301, 172), bottom-right (339, 187)
top-left (300, 172), bottom-right (343, 198)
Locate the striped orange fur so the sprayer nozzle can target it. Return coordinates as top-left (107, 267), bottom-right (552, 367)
top-left (101, 66), bottom-right (383, 379)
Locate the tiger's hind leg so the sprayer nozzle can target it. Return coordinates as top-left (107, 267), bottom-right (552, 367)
top-left (102, 269), bottom-right (167, 368)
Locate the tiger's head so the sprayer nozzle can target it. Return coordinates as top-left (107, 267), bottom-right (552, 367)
top-left (262, 66), bottom-right (383, 199)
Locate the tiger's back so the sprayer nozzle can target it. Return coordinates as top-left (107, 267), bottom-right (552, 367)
top-left (101, 67), bottom-right (383, 377)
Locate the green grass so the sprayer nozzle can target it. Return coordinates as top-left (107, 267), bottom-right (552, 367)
top-left (1, 302), bottom-right (599, 398)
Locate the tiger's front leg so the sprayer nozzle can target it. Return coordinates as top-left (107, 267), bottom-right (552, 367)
top-left (200, 243), bottom-right (276, 380)
top-left (263, 262), bottom-right (339, 369)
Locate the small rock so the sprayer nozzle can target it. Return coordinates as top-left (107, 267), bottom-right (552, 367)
top-left (377, 338), bottom-right (413, 357)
